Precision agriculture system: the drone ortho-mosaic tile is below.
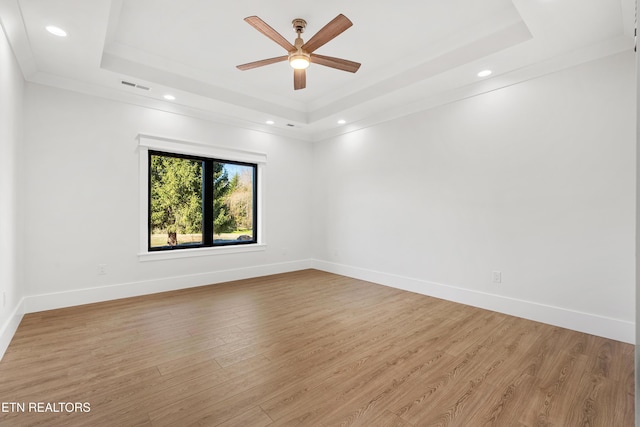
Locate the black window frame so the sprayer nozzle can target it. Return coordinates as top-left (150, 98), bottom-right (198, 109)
top-left (148, 150), bottom-right (258, 251)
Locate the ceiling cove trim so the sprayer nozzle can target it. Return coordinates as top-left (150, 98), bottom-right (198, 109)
top-left (26, 36), bottom-right (632, 145)
top-left (0, 0), bottom-right (37, 79)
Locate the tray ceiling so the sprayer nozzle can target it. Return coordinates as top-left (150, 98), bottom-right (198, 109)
top-left (0, 0), bottom-right (634, 140)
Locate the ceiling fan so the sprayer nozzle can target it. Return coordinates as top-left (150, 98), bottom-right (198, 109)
top-left (237, 14), bottom-right (361, 90)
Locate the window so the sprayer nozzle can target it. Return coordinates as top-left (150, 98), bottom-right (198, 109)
top-left (148, 150), bottom-right (257, 251)
top-left (137, 134), bottom-right (266, 259)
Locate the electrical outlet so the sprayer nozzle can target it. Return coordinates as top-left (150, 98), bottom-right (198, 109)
top-left (492, 271), bottom-right (502, 284)
top-left (97, 264), bottom-right (107, 275)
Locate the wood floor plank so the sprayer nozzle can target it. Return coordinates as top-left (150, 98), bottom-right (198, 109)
top-left (0, 269), bottom-right (633, 427)
top-left (366, 410), bottom-right (414, 427)
top-left (216, 405), bottom-right (272, 427)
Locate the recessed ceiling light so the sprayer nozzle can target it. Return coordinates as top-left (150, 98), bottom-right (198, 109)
top-left (265, 120), bottom-right (275, 125)
top-left (477, 69), bottom-right (492, 77)
top-left (163, 94), bottom-right (176, 101)
top-left (46, 26), bottom-right (67, 37)
top-left (337, 119), bottom-right (346, 125)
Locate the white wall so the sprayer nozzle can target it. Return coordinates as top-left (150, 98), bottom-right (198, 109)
top-left (21, 84), bottom-right (313, 310)
top-left (0, 23), bottom-right (25, 356)
top-left (312, 51), bottom-right (636, 343)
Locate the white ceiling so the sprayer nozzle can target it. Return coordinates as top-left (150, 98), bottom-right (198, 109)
top-left (0, 0), bottom-right (635, 140)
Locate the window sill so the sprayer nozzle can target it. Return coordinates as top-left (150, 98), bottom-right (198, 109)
top-left (138, 243), bottom-right (267, 262)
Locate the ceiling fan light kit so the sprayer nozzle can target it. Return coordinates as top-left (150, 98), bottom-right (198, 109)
top-left (237, 14), bottom-right (361, 90)
top-left (289, 53), bottom-right (310, 69)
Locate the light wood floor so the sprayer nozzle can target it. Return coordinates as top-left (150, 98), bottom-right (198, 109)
top-left (0, 269), bottom-right (634, 426)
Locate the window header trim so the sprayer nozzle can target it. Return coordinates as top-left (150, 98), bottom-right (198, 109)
top-left (138, 134), bottom-right (267, 165)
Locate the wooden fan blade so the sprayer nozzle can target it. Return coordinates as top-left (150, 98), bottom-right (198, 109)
top-left (311, 54), bottom-right (360, 73)
top-left (244, 16), bottom-right (295, 52)
top-left (237, 56), bottom-right (288, 71)
top-left (294, 68), bottom-right (306, 90)
top-left (302, 14), bottom-right (352, 53)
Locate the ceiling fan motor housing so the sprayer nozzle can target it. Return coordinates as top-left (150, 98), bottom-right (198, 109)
top-left (292, 18), bottom-right (307, 34)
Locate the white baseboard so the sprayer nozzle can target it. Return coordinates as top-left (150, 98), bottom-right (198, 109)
top-left (0, 297), bottom-right (25, 361)
top-left (312, 259), bottom-right (635, 344)
top-left (23, 259), bottom-right (313, 314)
top-left (1, 258), bottom-right (632, 362)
